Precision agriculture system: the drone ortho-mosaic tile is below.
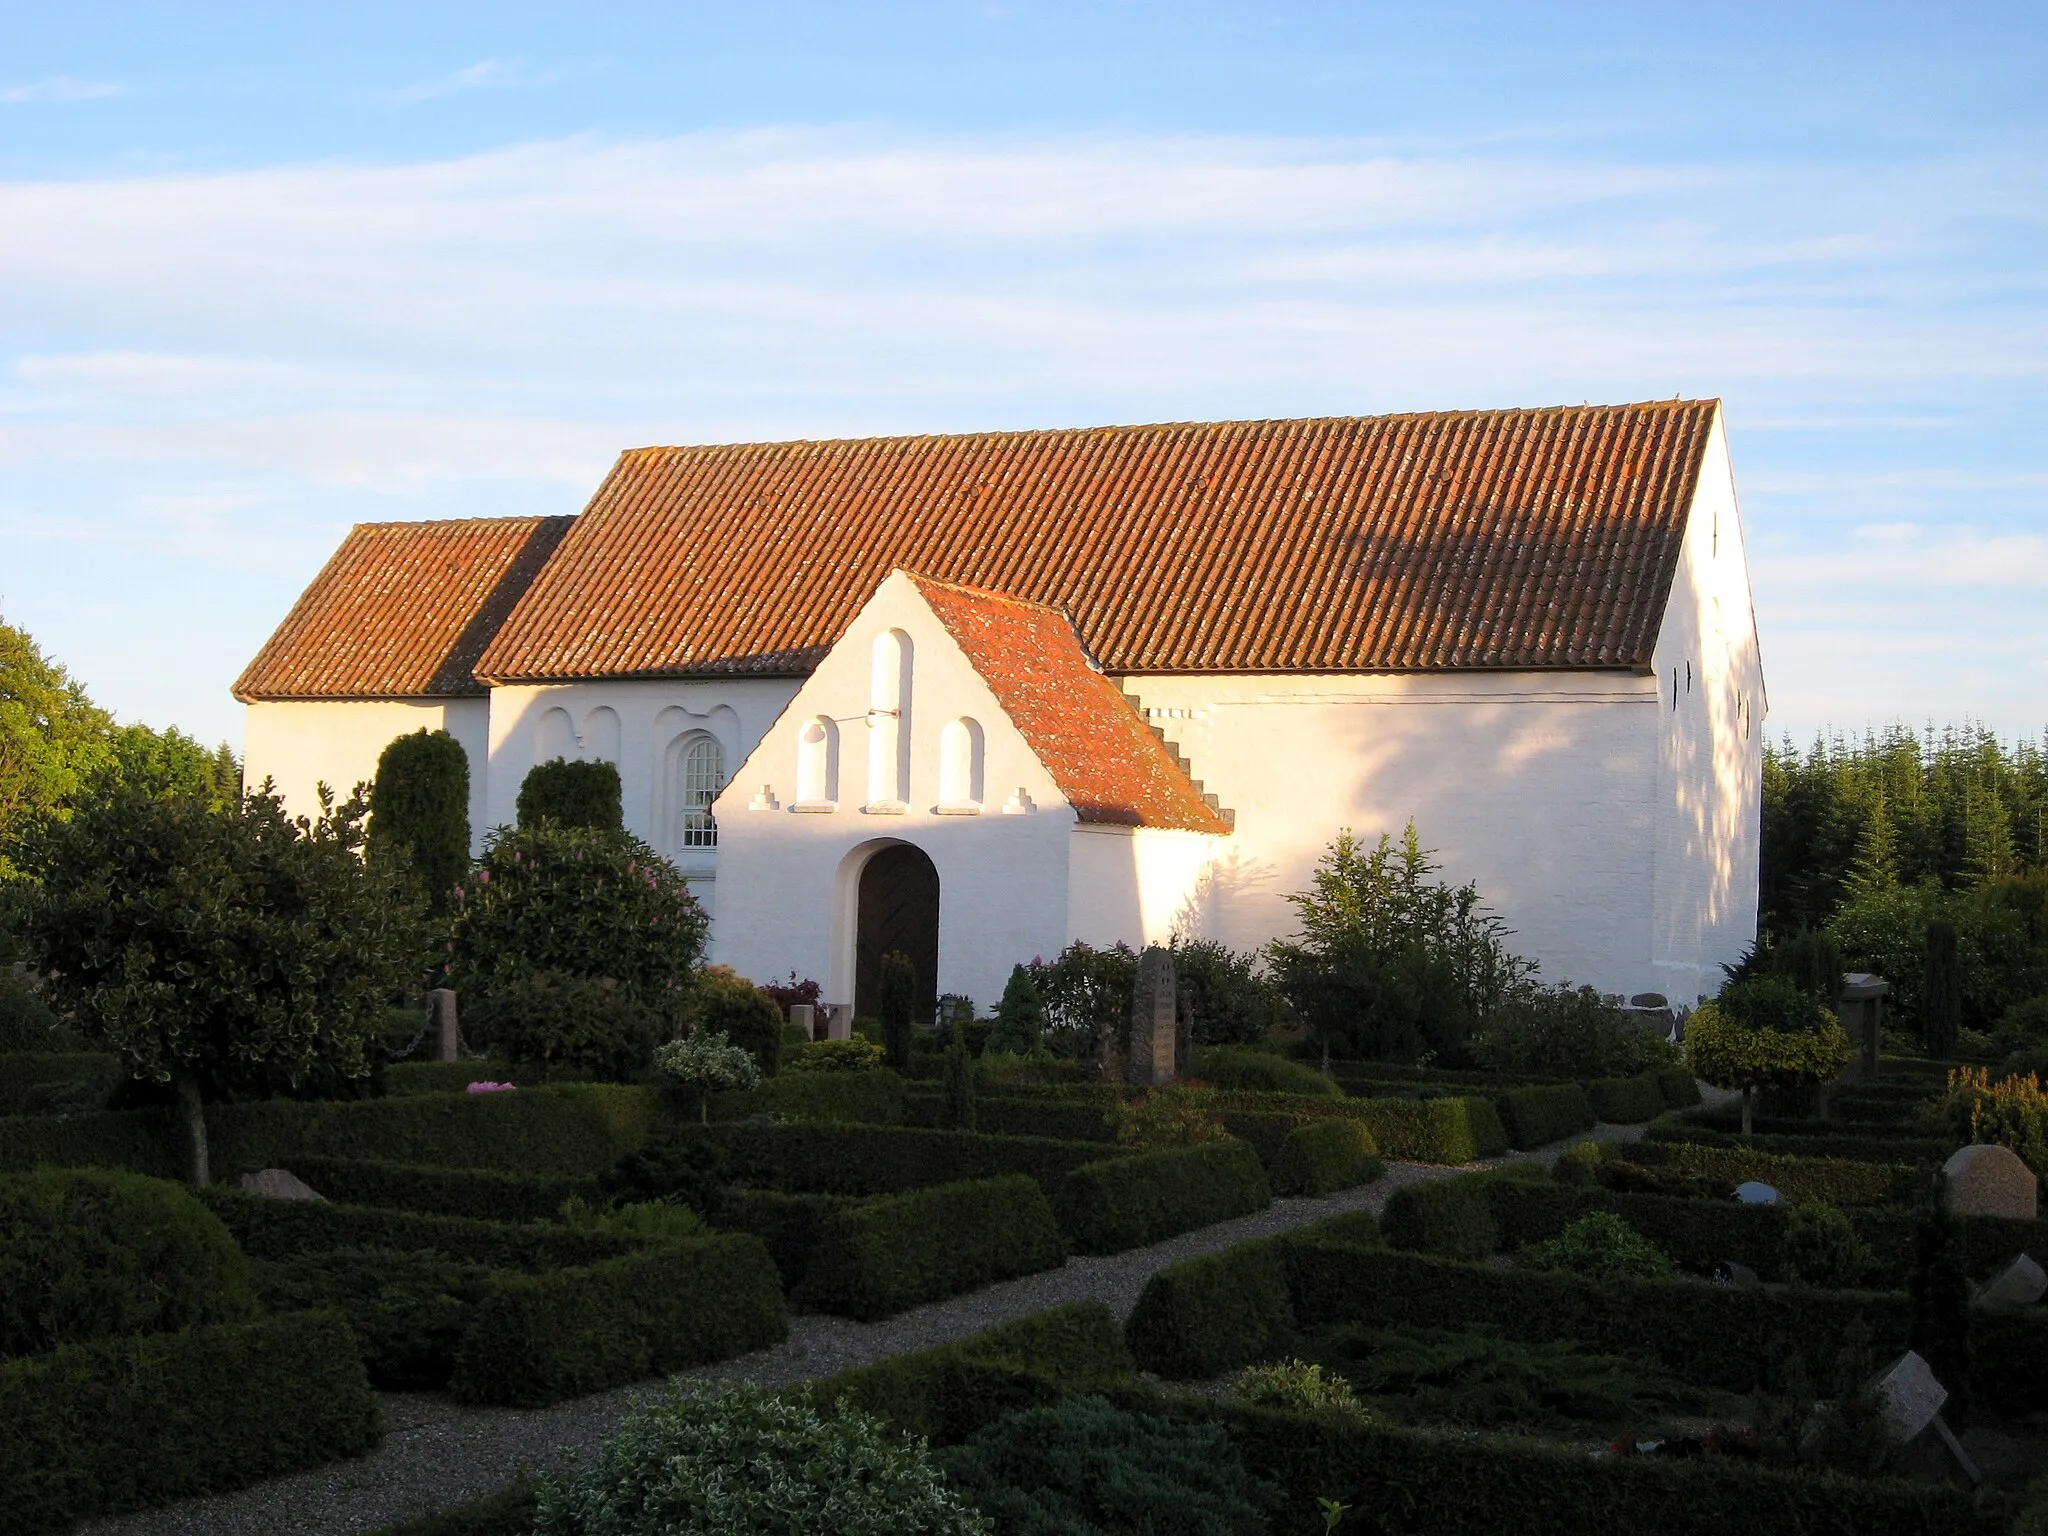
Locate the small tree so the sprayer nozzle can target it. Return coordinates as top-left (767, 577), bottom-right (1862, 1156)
top-left (684, 967), bottom-right (784, 1076)
top-left (12, 784), bottom-right (422, 1185)
top-left (517, 758), bottom-right (623, 831)
top-left (879, 950), bottom-right (916, 1070)
top-left (941, 1013), bottom-right (978, 1131)
top-left (1684, 977), bottom-right (1851, 1136)
top-left (368, 728), bottom-right (470, 914)
top-left (1923, 919), bottom-right (1962, 1058)
top-left (986, 965), bottom-right (1048, 1056)
top-left (652, 1031), bottom-right (762, 1123)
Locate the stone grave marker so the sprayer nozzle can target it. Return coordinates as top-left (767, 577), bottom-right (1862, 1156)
top-left (1974, 1253), bottom-right (2048, 1312)
top-left (1943, 1143), bottom-right (2038, 1221)
top-left (428, 988), bottom-right (460, 1062)
top-left (240, 1168), bottom-right (324, 1202)
top-left (1712, 1260), bottom-right (1760, 1288)
top-left (1126, 946), bottom-right (1179, 1087)
top-left (825, 1003), bottom-right (853, 1042)
top-left (1734, 1182), bottom-right (1781, 1205)
top-left (789, 1003), bottom-right (816, 1041)
top-left (1867, 1350), bottom-right (1948, 1444)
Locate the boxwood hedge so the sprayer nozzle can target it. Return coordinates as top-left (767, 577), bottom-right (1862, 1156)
top-left (1268, 1118), bottom-right (1384, 1196)
top-left (1585, 1073), bottom-right (1666, 1125)
top-left (1493, 1084), bottom-right (1597, 1149)
top-left (281, 1156), bottom-right (599, 1225)
top-left (715, 1188), bottom-right (863, 1292)
top-left (1054, 1141), bottom-right (1269, 1255)
top-left (199, 1187), bottom-right (638, 1271)
top-left (0, 1309), bottom-right (381, 1535)
top-left (796, 1174), bottom-right (1065, 1319)
top-left (691, 1121), bottom-right (1125, 1198)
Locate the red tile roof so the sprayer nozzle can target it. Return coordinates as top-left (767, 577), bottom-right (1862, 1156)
top-left (907, 574), bottom-right (1230, 834)
top-left (235, 516), bottom-right (573, 700)
top-left (475, 402), bottom-right (1718, 684)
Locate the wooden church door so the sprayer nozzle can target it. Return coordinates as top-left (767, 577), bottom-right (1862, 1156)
top-left (854, 843), bottom-right (940, 1023)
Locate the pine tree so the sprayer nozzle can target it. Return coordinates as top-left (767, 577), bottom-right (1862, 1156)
top-left (1963, 782), bottom-right (2016, 887)
top-left (1843, 791), bottom-right (1900, 901)
top-left (988, 965), bottom-right (1049, 1056)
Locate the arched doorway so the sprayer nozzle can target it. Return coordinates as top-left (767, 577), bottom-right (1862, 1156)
top-left (854, 843), bottom-right (939, 1023)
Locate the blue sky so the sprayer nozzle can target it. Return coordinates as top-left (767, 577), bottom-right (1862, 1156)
top-left (2, 2), bottom-right (2044, 751)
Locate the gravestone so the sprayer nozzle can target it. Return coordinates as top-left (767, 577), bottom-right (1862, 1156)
top-left (1867, 1350), bottom-right (1947, 1443)
top-left (428, 988), bottom-right (460, 1062)
top-left (1713, 1260), bottom-right (1760, 1288)
top-left (1126, 946), bottom-right (1179, 1087)
top-left (1943, 1143), bottom-right (2038, 1221)
top-left (1839, 973), bottom-right (1890, 1082)
top-left (824, 1004), bottom-right (853, 1043)
top-left (789, 1003), bottom-right (816, 1041)
top-left (1734, 1182), bottom-right (1781, 1205)
top-left (240, 1168), bottom-right (324, 1202)
top-left (1974, 1253), bottom-right (2048, 1312)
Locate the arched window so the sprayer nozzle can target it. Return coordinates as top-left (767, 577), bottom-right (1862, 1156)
top-left (582, 706), bottom-right (621, 762)
top-left (676, 735), bottom-right (725, 849)
top-left (867, 629), bottom-right (912, 808)
top-left (536, 706), bottom-right (575, 763)
top-left (938, 717), bottom-right (984, 809)
top-left (797, 716), bottom-right (839, 805)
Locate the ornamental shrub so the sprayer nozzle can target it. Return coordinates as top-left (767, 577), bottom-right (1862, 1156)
top-left (465, 972), bottom-right (664, 1081)
top-left (941, 1039), bottom-right (978, 1132)
top-left (253, 1244), bottom-right (492, 1389)
top-left (880, 950), bottom-right (917, 1070)
top-left (0, 1168), bottom-right (257, 1356)
top-left (986, 965), bottom-right (1049, 1056)
top-left (0, 971), bottom-right (66, 1052)
top-left (516, 758), bottom-right (623, 832)
top-left (1110, 1083), bottom-right (1228, 1148)
top-left (1778, 1201), bottom-right (1877, 1289)
top-left (447, 824), bottom-right (704, 1022)
top-left (531, 1380), bottom-right (988, 1536)
top-left (1175, 938), bottom-right (1291, 1045)
top-left (368, 728), bottom-right (471, 914)
top-left (1475, 983), bottom-right (1676, 1078)
top-left (1943, 1066), bottom-right (2048, 1183)
top-left (1684, 981), bottom-right (1851, 1135)
top-left (938, 1396), bottom-right (1277, 1536)
top-left (557, 1197), bottom-right (705, 1243)
top-left (1187, 1043), bottom-right (1342, 1097)
top-left (1517, 1211), bottom-right (1675, 1281)
top-left (682, 967), bottom-right (784, 1075)
top-left (1232, 1357), bottom-right (1369, 1418)
top-left (599, 1137), bottom-right (728, 1221)
top-left (652, 1031), bottom-right (761, 1122)
top-left (786, 1037), bottom-right (886, 1073)
top-left (1270, 1118), bottom-right (1383, 1197)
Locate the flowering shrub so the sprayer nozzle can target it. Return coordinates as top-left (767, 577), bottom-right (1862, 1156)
top-left (1109, 1083), bottom-right (1231, 1149)
top-left (653, 1031), bottom-right (762, 1122)
top-left (464, 1081), bottom-right (516, 1094)
top-left (532, 1381), bottom-right (988, 1536)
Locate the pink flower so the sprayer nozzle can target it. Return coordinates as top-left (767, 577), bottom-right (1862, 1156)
top-left (465, 1081), bottom-right (516, 1093)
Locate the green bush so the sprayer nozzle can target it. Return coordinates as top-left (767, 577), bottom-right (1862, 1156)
top-left (1643, 1116), bottom-right (1951, 1167)
top-left (1494, 1083), bottom-right (1597, 1148)
top-left (694, 1121), bottom-right (1124, 1198)
top-left (533, 1380), bottom-right (987, 1536)
top-left (382, 1060), bottom-right (571, 1095)
top-left (715, 1187), bottom-right (860, 1292)
top-left (1207, 1088), bottom-right (1509, 1162)
top-left (715, 1062), bottom-right (903, 1123)
top-left (516, 757), bottom-right (623, 831)
top-left (1176, 938), bottom-right (1291, 1045)
top-left (683, 967), bottom-right (785, 1076)
top-left (599, 1135), bottom-right (727, 1219)
top-left (784, 1036), bottom-right (887, 1072)
top-left (1613, 1140), bottom-right (1922, 1206)
top-left (466, 971), bottom-right (666, 1081)
top-left (1654, 1064), bottom-right (1703, 1109)
top-left (1585, 1072), bottom-right (1667, 1124)
top-left (284, 1156), bottom-right (599, 1224)
top-left (798, 1175), bottom-right (1065, 1319)
top-left (255, 1245), bottom-right (494, 1388)
top-left (1518, 1211), bottom-right (1676, 1280)
top-left (201, 1187), bottom-right (639, 1270)
top-left (208, 1082), bottom-right (663, 1177)
top-left (450, 1233), bottom-right (787, 1407)
top-left (1232, 1356), bottom-right (1369, 1416)
top-left (1187, 1044), bottom-right (1341, 1097)
top-left (1779, 1201), bottom-right (1878, 1288)
top-left (1055, 1141), bottom-right (1269, 1254)
top-left (367, 728), bottom-right (471, 914)
top-left (1124, 1236), bottom-right (1294, 1380)
top-left (0, 1309), bottom-right (381, 1535)
top-left (0, 973), bottom-right (69, 1052)
top-left (0, 1103), bottom-right (182, 1178)
top-left (939, 1396), bottom-right (1277, 1536)
top-left (1474, 983), bottom-right (1677, 1078)
top-left (907, 1091), bottom-right (1115, 1144)
top-left (1381, 1175), bottom-right (1499, 1261)
top-left (0, 1050), bottom-right (120, 1115)
top-left (1, 1168), bottom-right (257, 1356)
top-left (1270, 1118), bottom-right (1384, 1196)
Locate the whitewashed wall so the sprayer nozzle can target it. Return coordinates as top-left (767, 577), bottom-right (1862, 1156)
top-left (1067, 825), bottom-right (1222, 952)
top-left (714, 573), bottom-right (1078, 1010)
top-left (243, 698), bottom-right (490, 850)
top-left (1648, 413), bottom-right (1766, 1005)
top-left (1123, 671), bottom-right (1664, 997)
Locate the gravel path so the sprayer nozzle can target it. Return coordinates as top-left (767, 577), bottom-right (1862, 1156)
top-left (83, 1123), bottom-right (1644, 1536)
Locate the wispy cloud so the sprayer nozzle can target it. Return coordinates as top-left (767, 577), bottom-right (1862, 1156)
top-left (1, 76), bottom-right (122, 104)
top-left (391, 58), bottom-right (595, 105)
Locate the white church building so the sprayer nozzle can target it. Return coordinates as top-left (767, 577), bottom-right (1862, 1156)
top-left (237, 402), bottom-right (1764, 1017)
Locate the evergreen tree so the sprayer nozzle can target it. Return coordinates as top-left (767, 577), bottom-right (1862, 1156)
top-left (987, 965), bottom-right (1048, 1056)
top-left (1922, 920), bottom-right (1962, 1058)
top-left (517, 758), bottom-right (624, 831)
top-left (1964, 782), bottom-right (2017, 888)
top-left (879, 950), bottom-right (916, 1071)
top-left (941, 1013), bottom-right (977, 1131)
top-left (369, 728), bottom-right (471, 914)
top-left (1842, 791), bottom-right (1900, 901)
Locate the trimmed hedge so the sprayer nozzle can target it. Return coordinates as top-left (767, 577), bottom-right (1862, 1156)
top-left (0, 1104), bottom-right (181, 1178)
top-left (0, 1050), bottom-right (121, 1115)
top-left (1120, 1210), bottom-right (1383, 1379)
top-left (1178, 1396), bottom-right (2004, 1536)
top-left (805, 1301), bottom-right (1133, 1443)
top-left (1269, 1119), bottom-right (1384, 1196)
top-left (2, 1168), bottom-right (257, 1357)
top-left (1185, 1045), bottom-right (1343, 1097)
top-left (210, 1083), bottom-right (663, 1177)
top-left (382, 1061), bottom-right (571, 1095)
top-left (1493, 1084), bottom-right (1596, 1149)
top-left (902, 1091), bottom-right (1118, 1144)
top-left (1653, 1065), bottom-right (1703, 1109)
top-left (449, 1232), bottom-right (787, 1406)
top-left (282, 1156), bottom-right (599, 1224)
top-left (1613, 1140), bottom-right (1924, 1206)
top-left (1054, 1141), bottom-right (1269, 1254)
top-left (692, 1121), bottom-right (1126, 1198)
top-left (797, 1175), bottom-right (1066, 1319)
top-left (1585, 1072), bottom-right (1665, 1124)
top-left (715, 1187), bottom-right (862, 1292)
top-left (1645, 1112), bottom-right (1953, 1167)
top-left (200, 1187), bottom-right (639, 1271)
top-left (1205, 1090), bottom-right (1509, 1163)
top-left (0, 1309), bottom-right (381, 1535)
top-left (365, 1488), bottom-right (539, 1536)
top-left (1380, 1173), bottom-right (1499, 1261)
top-left (713, 1069), bottom-right (906, 1125)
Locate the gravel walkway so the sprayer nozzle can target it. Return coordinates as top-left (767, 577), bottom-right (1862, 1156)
top-left (83, 1123), bottom-right (1644, 1536)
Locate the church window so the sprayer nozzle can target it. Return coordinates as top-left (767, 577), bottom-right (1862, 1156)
top-left (676, 735), bottom-right (725, 848)
top-left (536, 706), bottom-right (575, 763)
top-left (939, 717), bottom-right (984, 809)
top-left (797, 716), bottom-right (839, 804)
top-left (867, 629), bottom-right (912, 807)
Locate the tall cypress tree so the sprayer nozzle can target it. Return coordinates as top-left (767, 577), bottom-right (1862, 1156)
top-left (1921, 920), bottom-right (1962, 1058)
top-left (368, 729), bottom-right (471, 914)
top-left (879, 950), bottom-right (917, 1071)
